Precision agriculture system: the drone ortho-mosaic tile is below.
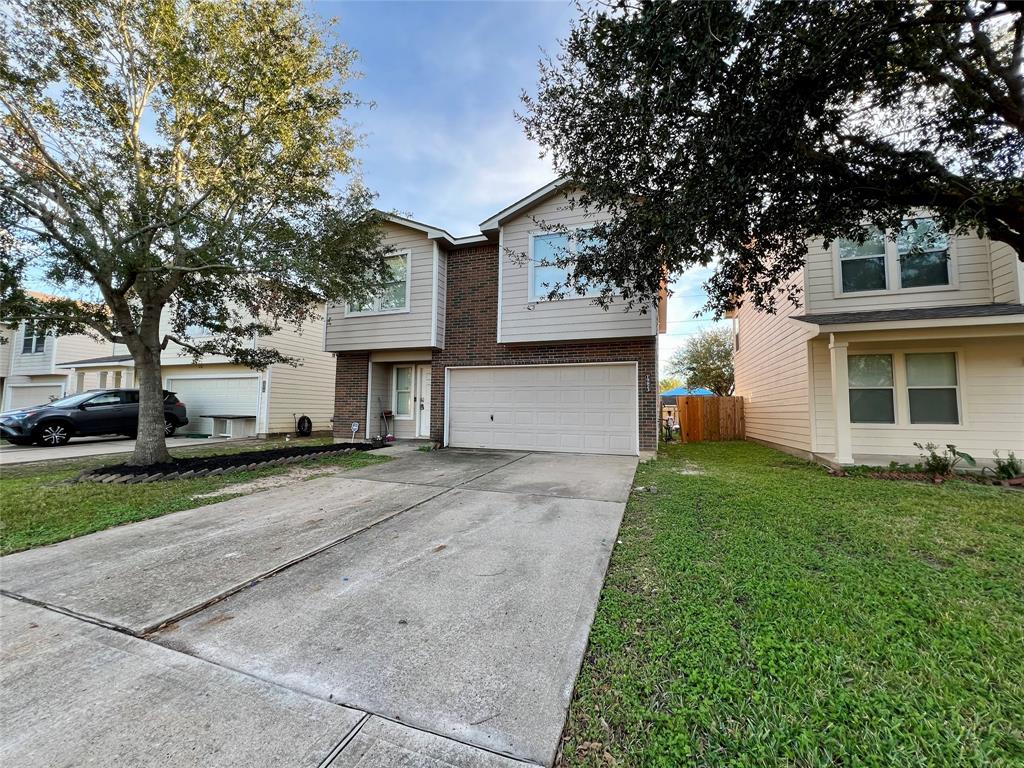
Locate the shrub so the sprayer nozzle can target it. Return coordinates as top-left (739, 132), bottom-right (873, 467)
top-left (992, 450), bottom-right (1022, 480)
top-left (913, 442), bottom-right (976, 477)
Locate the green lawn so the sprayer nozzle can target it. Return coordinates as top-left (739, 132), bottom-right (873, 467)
top-left (560, 441), bottom-right (1024, 767)
top-left (0, 438), bottom-right (388, 555)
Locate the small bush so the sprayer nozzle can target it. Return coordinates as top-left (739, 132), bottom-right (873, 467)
top-left (992, 450), bottom-right (1022, 480)
top-left (913, 442), bottom-right (976, 477)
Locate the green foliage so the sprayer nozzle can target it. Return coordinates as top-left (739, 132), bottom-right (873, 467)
top-left (666, 326), bottom-right (734, 396)
top-left (559, 442), bottom-right (1024, 767)
top-left (993, 450), bottom-right (1023, 480)
top-left (658, 376), bottom-right (682, 392)
top-left (914, 441), bottom-right (977, 476)
top-left (0, 438), bottom-right (388, 554)
top-left (0, 0), bottom-right (391, 460)
top-left (522, 1), bottom-right (1024, 316)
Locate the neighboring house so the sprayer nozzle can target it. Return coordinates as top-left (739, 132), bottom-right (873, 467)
top-left (2, 292), bottom-right (334, 437)
top-left (326, 179), bottom-right (667, 456)
top-left (732, 216), bottom-right (1024, 466)
top-left (659, 386), bottom-right (714, 424)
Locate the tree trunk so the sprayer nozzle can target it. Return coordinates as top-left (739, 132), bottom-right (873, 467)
top-left (129, 345), bottom-right (172, 466)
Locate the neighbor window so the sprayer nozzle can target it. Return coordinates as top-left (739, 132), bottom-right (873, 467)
top-left (530, 232), bottom-right (605, 300)
top-left (848, 354), bottom-right (895, 423)
top-left (837, 228), bottom-right (887, 292)
top-left (394, 365), bottom-right (413, 418)
top-left (906, 352), bottom-right (959, 424)
top-left (897, 217), bottom-right (950, 288)
top-left (21, 320), bottom-right (45, 354)
top-left (349, 252), bottom-right (409, 313)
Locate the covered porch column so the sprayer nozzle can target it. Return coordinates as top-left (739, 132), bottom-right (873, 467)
top-left (828, 333), bottom-right (854, 465)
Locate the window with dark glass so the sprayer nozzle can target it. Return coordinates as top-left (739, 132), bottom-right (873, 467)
top-left (898, 218), bottom-right (950, 288)
top-left (837, 228), bottom-right (887, 292)
top-left (906, 352), bottom-right (959, 424)
top-left (848, 354), bottom-right (895, 423)
top-left (21, 320), bottom-right (45, 354)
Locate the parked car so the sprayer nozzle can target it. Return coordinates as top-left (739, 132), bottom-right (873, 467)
top-left (0, 389), bottom-right (188, 446)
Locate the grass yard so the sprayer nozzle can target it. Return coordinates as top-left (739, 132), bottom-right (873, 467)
top-left (560, 441), bottom-right (1024, 767)
top-left (0, 438), bottom-right (388, 555)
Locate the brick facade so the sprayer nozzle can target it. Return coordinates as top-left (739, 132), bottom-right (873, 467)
top-left (332, 351), bottom-right (369, 440)
top-left (429, 244), bottom-right (658, 450)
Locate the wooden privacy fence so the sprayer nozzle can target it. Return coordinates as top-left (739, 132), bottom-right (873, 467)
top-left (667, 396), bottom-right (744, 442)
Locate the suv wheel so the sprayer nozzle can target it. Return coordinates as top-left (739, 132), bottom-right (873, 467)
top-left (35, 423), bottom-right (72, 447)
top-left (164, 419), bottom-right (177, 437)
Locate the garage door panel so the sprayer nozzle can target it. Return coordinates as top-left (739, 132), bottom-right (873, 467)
top-left (8, 385), bottom-right (63, 410)
top-left (448, 365), bottom-right (637, 456)
top-left (165, 377), bottom-right (259, 435)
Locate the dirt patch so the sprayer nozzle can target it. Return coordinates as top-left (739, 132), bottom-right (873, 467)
top-left (190, 465), bottom-right (345, 499)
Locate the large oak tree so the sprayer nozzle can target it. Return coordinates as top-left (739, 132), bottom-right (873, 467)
top-left (1, 0), bottom-right (390, 463)
top-left (521, 0), bottom-right (1024, 315)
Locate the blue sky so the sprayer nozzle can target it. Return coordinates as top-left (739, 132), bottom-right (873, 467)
top-left (316, 0), bottom-right (727, 374)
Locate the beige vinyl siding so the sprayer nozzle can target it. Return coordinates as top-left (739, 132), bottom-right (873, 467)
top-left (0, 330), bottom-right (12, 376)
top-left (991, 241), bottom-right (1022, 303)
top-left (435, 249), bottom-right (447, 348)
top-left (733, 273), bottom-right (815, 454)
top-left (10, 323), bottom-right (54, 376)
top-left (812, 335), bottom-right (1024, 462)
top-left (810, 339), bottom-right (836, 454)
top-left (260, 312), bottom-right (336, 434)
top-left (805, 230), bottom-right (996, 313)
top-left (324, 223), bottom-right (436, 351)
top-left (499, 191), bottom-right (653, 343)
top-left (53, 332), bottom-right (113, 366)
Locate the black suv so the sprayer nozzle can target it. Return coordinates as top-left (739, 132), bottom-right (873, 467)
top-left (0, 389), bottom-right (189, 446)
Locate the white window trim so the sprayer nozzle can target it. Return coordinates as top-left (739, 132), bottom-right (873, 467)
top-left (345, 249), bottom-right (412, 316)
top-left (831, 216), bottom-right (960, 299)
top-left (847, 353), bottom-right (896, 425)
top-left (392, 364), bottom-right (414, 420)
top-left (527, 225), bottom-right (607, 303)
top-left (20, 321), bottom-right (46, 355)
top-left (847, 348), bottom-right (967, 430)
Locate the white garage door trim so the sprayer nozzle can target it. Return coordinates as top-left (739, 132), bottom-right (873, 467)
top-left (444, 362), bottom-right (639, 456)
top-left (3, 382), bottom-right (66, 411)
top-left (163, 373), bottom-right (263, 434)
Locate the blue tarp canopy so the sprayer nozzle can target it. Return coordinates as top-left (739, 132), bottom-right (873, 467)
top-left (659, 386), bottom-right (714, 398)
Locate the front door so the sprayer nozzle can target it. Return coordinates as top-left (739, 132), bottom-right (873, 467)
top-left (416, 364), bottom-right (431, 438)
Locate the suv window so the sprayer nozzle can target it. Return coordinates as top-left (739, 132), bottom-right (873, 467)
top-left (124, 391), bottom-right (140, 404)
top-left (86, 392), bottom-right (123, 406)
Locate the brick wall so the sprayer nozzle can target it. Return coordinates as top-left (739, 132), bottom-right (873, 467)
top-left (430, 244), bottom-right (658, 450)
top-left (332, 351), bottom-right (369, 440)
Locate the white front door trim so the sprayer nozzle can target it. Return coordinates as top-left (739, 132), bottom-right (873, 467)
top-left (416, 363), bottom-right (431, 437)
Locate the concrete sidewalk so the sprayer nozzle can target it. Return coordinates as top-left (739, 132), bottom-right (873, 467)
top-left (0, 434), bottom-right (232, 465)
top-left (0, 448), bottom-right (638, 766)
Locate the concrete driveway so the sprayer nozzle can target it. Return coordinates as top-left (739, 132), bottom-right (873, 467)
top-left (0, 434), bottom-right (231, 465)
top-left (0, 448), bottom-right (638, 767)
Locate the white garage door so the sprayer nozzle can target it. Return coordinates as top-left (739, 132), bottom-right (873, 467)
top-left (165, 376), bottom-right (259, 435)
top-left (7, 384), bottom-right (64, 410)
top-left (447, 364), bottom-right (637, 455)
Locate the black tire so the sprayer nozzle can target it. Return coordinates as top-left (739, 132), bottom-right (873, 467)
top-left (296, 415), bottom-right (313, 436)
top-left (34, 422), bottom-right (72, 447)
top-left (164, 419), bottom-right (177, 437)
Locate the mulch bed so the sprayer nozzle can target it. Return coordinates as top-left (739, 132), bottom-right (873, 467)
top-left (74, 442), bottom-right (376, 484)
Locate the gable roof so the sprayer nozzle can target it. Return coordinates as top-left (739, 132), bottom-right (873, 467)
top-left (479, 177), bottom-right (568, 235)
top-left (378, 211), bottom-right (490, 249)
top-left (793, 303), bottom-right (1024, 326)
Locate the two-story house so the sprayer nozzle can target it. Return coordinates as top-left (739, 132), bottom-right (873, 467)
top-left (2, 292), bottom-right (336, 437)
top-left (733, 216), bottom-right (1024, 466)
top-left (326, 180), bottom-right (666, 456)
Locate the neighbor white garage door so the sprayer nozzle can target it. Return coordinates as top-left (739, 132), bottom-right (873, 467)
top-left (6, 384), bottom-right (64, 410)
top-left (447, 364), bottom-right (637, 455)
top-left (164, 376), bottom-right (259, 435)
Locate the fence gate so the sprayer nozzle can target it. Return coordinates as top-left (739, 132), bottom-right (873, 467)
top-left (670, 396), bottom-right (744, 442)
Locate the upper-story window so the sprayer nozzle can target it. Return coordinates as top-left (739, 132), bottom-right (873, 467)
top-left (530, 231), bottom-right (605, 301)
top-left (836, 217), bottom-right (952, 295)
top-left (896, 218), bottom-right (950, 289)
top-left (21, 320), bottom-right (45, 354)
top-left (348, 251), bottom-right (410, 315)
